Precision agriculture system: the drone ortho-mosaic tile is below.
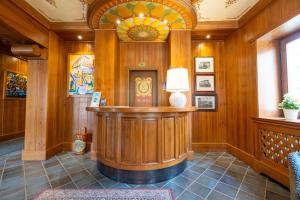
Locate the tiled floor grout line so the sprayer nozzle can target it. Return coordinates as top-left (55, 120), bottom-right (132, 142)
top-left (69, 153), bottom-right (106, 189)
top-left (0, 156), bottom-right (7, 186)
top-left (23, 160), bottom-right (27, 199)
top-left (264, 179), bottom-right (268, 200)
top-left (176, 152), bottom-right (225, 200)
top-left (41, 160), bottom-right (54, 189)
top-left (174, 153), bottom-right (211, 198)
top-left (55, 155), bottom-right (81, 189)
top-left (232, 166), bottom-right (249, 199)
top-left (203, 153), bottom-right (236, 200)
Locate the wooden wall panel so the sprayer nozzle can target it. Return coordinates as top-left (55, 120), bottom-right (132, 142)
top-left (225, 0), bottom-right (300, 156)
top-left (162, 117), bottom-right (175, 161)
top-left (95, 30), bottom-right (119, 106)
top-left (142, 119), bottom-right (159, 163)
top-left (191, 41), bottom-right (227, 151)
top-left (117, 42), bottom-right (169, 106)
top-left (63, 42), bottom-right (95, 149)
top-left (24, 59), bottom-right (48, 154)
top-left (0, 54), bottom-right (27, 142)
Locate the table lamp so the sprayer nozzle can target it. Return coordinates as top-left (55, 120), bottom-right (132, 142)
top-left (166, 68), bottom-right (190, 107)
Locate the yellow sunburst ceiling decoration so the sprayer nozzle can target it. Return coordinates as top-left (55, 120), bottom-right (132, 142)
top-left (117, 17), bottom-right (169, 41)
top-left (88, 0), bottom-right (197, 42)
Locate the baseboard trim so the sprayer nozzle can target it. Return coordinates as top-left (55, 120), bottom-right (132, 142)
top-left (226, 144), bottom-right (255, 165)
top-left (192, 143), bottom-right (227, 152)
top-left (0, 132), bottom-right (24, 142)
top-left (46, 143), bottom-right (63, 159)
top-left (22, 150), bottom-right (46, 160)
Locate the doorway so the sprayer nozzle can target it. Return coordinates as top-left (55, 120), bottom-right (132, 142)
top-left (129, 70), bottom-right (158, 107)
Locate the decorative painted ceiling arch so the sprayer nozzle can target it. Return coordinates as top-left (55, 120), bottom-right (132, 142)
top-left (88, 0), bottom-right (197, 42)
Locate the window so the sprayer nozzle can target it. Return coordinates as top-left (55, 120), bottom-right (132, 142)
top-left (281, 32), bottom-right (300, 97)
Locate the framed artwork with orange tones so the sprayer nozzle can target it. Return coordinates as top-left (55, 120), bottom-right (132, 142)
top-left (67, 53), bottom-right (95, 96)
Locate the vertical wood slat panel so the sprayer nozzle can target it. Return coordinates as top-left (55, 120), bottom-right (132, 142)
top-left (0, 54), bottom-right (27, 141)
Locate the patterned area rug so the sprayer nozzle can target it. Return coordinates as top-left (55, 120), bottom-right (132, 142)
top-left (34, 189), bottom-right (175, 200)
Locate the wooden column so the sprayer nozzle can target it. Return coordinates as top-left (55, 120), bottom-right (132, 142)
top-left (22, 32), bottom-right (65, 160)
top-left (94, 30), bottom-right (119, 106)
top-left (168, 30), bottom-right (193, 160)
top-left (90, 30), bottom-right (119, 159)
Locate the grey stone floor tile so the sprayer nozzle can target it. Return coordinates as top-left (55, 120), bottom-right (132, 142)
top-left (1, 187), bottom-right (25, 200)
top-left (240, 181), bottom-right (266, 198)
top-left (45, 165), bottom-right (67, 180)
top-left (171, 175), bottom-right (194, 188)
top-left (177, 190), bottom-right (202, 200)
top-left (99, 177), bottom-right (118, 188)
top-left (0, 138), bottom-right (291, 200)
top-left (236, 190), bottom-right (264, 200)
top-left (207, 190), bottom-right (233, 200)
top-left (266, 179), bottom-right (290, 197)
top-left (181, 169), bottom-right (202, 180)
top-left (209, 164), bottom-right (226, 174)
top-left (57, 182), bottom-right (77, 189)
top-left (163, 182), bottom-right (184, 198)
top-left (203, 170), bottom-right (223, 180)
top-left (2, 165), bottom-right (24, 180)
top-left (190, 165), bottom-right (206, 174)
top-left (187, 182), bottom-right (211, 198)
top-left (50, 175), bottom-right (72, 188)
top-left (196, 175), bottom-right (218, 189)
top-left (265, 190), bottom-right (289, 200)
top-left (220, 175), bottom-right (242, 188)
top-left (214, 182), bottom-right (238, 198)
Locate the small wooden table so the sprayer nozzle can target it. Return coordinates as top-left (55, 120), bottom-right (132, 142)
top-left (86, 106), bottom-right (197, 184)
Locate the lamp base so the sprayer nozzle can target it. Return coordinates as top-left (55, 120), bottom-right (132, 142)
top-left (169, 92), bottom-right (187, 108)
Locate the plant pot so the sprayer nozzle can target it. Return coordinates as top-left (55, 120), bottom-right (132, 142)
top-left (283, 109), bottom-right (299, 120)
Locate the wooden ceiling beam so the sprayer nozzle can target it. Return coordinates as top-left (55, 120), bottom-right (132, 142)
top-left (9, 0), bottom-right (50, 29)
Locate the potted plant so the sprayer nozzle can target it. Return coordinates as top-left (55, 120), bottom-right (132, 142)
top-left (279, 93), bottom-right (300, 120)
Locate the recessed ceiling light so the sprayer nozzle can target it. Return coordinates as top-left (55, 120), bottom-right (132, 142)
top-left (116, 19), bottom-right (121, 24)
top-left (77, 35), bottom-right (82, 40)
top-left (139, 13), bottom-right (144, 18)
top-left (206, 34), bottom-right (211, 39)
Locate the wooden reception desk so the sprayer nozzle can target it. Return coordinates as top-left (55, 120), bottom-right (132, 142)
top-left (86, 106), bottom-right (196, 184)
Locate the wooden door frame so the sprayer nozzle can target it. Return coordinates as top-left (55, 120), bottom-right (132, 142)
top-left (127, 67), bottom-right (161, 106)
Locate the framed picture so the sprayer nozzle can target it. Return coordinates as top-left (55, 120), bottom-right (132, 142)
top-left (195, 75), bottom-right (215, 92)
top-left (68, 53), bottom-right (95, 96)
top-left (4, 71), bottom-right (27, 98)
top-left (195, 57), bottom-right (214, 73)
top-left (194, 94), bottom-right (217, 111)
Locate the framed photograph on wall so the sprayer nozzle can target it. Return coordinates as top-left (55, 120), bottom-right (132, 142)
top-left (4, 70), bottom-right (27, 98)
top-left (195, 75), bottom-right (215, 92)
top-left (194, 94), bottom-right (217, 111)
top-left (195, 57), bottom-right (214, 73)
top-left (68, 53), bottom-right (95, 96)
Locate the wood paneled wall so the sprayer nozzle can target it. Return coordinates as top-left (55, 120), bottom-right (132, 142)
top-left (0, 54), bottom-right (27, 142)
top-left (63, 41), bottom-right (95, 149)
top-left (191, 41), bottom-right (227, 151)
top-left (23, 31), bottom-right (65, 160)
top-left (95, 30), bottom-right (119, 106)
top-left (225, 0), bottom-right (300, 158)
top-left (117, 42), bottom-right (169, 106)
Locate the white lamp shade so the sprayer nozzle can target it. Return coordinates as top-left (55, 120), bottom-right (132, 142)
top-left (166, 68), bottom-right (190, 92)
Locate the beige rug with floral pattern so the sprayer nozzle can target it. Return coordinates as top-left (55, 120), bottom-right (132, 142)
top-left (34, 189), bottom-right (175, 200)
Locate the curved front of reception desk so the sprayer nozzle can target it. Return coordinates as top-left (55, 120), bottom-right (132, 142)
top-left (86, 106), bottom-right (196, 184)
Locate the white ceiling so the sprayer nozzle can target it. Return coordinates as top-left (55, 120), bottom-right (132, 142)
top-left (26, 0), bottom-right (88, 22)
top-left (194, 0), bottom-right (259, 21)
top-left (25, 0), bottom-right (259, 22)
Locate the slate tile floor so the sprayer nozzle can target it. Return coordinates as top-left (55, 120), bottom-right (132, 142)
top-left (0, 138), bottom-right (290, 200)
